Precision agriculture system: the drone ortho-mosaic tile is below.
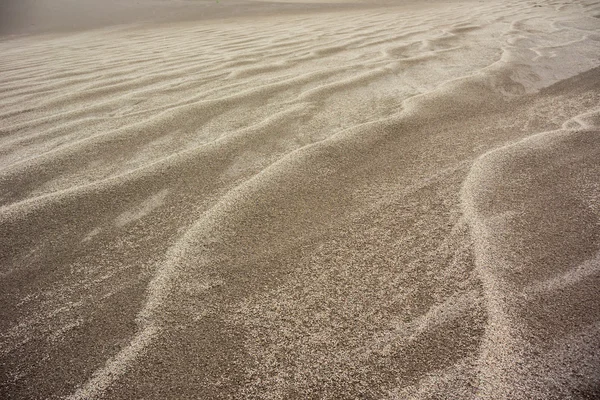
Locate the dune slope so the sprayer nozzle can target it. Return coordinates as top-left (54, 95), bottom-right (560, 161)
top-left (1, 0), bottom-right (600, 398)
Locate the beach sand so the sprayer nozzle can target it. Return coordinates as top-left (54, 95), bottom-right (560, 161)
top-left (1, 0), bottom-right (600, 398)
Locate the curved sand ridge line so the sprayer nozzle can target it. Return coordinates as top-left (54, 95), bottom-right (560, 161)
top-left (5, 1), bottom-right (597, 206)
top-left (0, 6), bottom-right (516, 208)
top-left (1, 0), bottom-right (600, 398)
top-left (461, 108), bottom-right (600, 399)
top-left (74, 10), bottom-right (600, 400)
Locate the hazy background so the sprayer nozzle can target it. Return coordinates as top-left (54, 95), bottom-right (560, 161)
top-left (0, 0), bottom-right (375, 35)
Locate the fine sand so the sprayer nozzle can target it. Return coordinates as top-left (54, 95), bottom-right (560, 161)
top-left (1, 0), bottom-right (600, 398)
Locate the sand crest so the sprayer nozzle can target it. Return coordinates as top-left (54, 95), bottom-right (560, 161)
top-left (1, 0), bottom-right (600, 398)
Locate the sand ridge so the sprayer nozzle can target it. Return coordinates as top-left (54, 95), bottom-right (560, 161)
top-left (1, 0), bottom-right (600, 398)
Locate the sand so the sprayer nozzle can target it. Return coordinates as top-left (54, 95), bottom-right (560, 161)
top-left (1, 0), bottom-right (600, 398)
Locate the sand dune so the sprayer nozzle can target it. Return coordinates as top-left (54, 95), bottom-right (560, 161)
top-left (462, 106), bottom-right (600, 399)
top-left (1, 0), bottom-right (600, 398)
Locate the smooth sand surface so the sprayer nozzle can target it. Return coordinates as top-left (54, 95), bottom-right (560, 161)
top-left (1, 0), bottom-right (600, 398)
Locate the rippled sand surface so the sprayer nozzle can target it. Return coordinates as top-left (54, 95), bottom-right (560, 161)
top-left (1, 0), bottom-right (600, 398)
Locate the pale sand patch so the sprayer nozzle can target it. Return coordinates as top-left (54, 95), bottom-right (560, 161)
top-left (114, 189), bottom-right (169, 228)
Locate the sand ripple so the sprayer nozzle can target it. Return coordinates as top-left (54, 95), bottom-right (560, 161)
top-left (1, 0), bottom-right (600, 398)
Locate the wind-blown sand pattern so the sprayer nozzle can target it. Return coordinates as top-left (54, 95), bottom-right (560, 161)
top-left (1, 0), bottom-right (600, 398)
